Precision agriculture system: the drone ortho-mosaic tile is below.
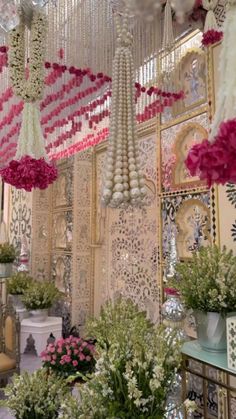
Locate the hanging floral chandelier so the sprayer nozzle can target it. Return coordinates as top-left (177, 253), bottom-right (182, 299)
top-left (186, 0), bottom-right (236, 187)
top-left (102, 12), bottom-right (146, 208)
top-left (0, 4), bottom-right (58, 191)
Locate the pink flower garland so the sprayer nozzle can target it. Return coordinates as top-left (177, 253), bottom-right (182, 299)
top-left (185, 118), bottom-right (236, 187)
top-left (0, 155), bottom-right (58, 191)
top-left (202, 29), bottom-right (223, 47)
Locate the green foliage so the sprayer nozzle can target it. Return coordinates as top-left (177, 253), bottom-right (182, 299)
top-left (22, 281), bottom-right (61, 310)
top-left (86, 297), bottom-right (153, 350)
top-left (0, 369), bottom-right (73, 419)
top-left (7, 272), bottom-right (33, 295)
top-left (0, 242), bottom-right (16, 263)
top-left (67, 298), bottom-right (182, 419)
top-left (172, 245), bottom-right (236, 314)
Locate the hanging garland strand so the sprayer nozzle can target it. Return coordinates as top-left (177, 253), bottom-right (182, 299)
top-left (9, 7), bottom-right (47, 101)
top-left (102, 12), bottom-right (146, 208)
top-left (0, 6), bottom-right (58, 191)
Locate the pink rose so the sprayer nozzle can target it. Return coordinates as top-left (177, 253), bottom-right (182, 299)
top-left (51, 360), bottom-right (56, 365)
top-left (86, 356), bottom-right (91, 362)
top-left (67, 350), bottom-right (72, 356)
top-left (52, 354), bottom-right (57, 360)
top-left (60, 359), bottom-right (65, 365)
top-left (79, 353), bottom-right (85, 361)
top-left (57, 347), bottom-right (63, 354)
top-left (72, 360), bottom-right (78, 367)
top-left (74, 349), bottom-right (79, 355)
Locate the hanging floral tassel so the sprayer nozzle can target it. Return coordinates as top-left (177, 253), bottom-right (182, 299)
top-left (201, 0), bottom-right (223, 47)
top-left (0, 103), bottom-right (57, 191)
top-left (0, 6), bottom-right (58, 191)
top-left (102, 13), bottom-right (146, 208)
top-left (186, 0), bottom-right (236, 186)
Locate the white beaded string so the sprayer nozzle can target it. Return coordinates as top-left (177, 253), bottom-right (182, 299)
top-left (102, 11), bottom-right (146, 208)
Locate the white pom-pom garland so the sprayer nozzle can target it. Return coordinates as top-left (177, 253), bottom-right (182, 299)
top-left (102, 13), bottom-right (146, 208)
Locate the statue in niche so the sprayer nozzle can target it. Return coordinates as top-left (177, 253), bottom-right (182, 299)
top-left (187, 206), bottom-right (208, 252)
top-left (184, 56), bottom-right (205, 106)
top-left (55, 257), bottom-right (66, 293)
top-left (166, 228), bottom-right (179, 279)
top-left (96, 206), bottom-right (106, 245)
top-left (54, 214), bottom-right (67, 249)
top-left (55, 173), bottom-right (67, 207)
top-left (176, 200), bottom-right (210, 259)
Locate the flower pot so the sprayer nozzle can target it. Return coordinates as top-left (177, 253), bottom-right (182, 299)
top-left (194, 311), bottom-right (227, 352)
top-left (9, 294), bottom-right (25, 310)
top-left (30, 309), bottom-right (48, 322)
top-left (0, 263), bottom-right (12, 278)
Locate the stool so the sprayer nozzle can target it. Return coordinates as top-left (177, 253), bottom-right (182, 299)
top-left (21, 317), bottom-right (62, 356)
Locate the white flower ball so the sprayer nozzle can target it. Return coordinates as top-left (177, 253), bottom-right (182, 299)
top-left (115, 168), bottom-right (122, 175)
top-left (103, 188), bottom-right (112, 200)
top-left (123, 190), bottom-right (130, 201)
top-left (129, 164), bottom-right (136, 172)
top-left (139, 178), bottom-right (145, 187)
top-left (104, 180), bottom-right (113, 189)
top-left (114, 183), bottom-right (124, 192)
top-left (112, 191), bottom-right (123, 204)
top-left (130, 188), bottom-right (141, 199)
top-left (130, 179), bottom-right (139, 188)
top-left (140, 186), bottom-right (147, 197)
top-left (114, 175), bottom-right (123, 184)
top-left (105, 171), bottom-right (113, 180)
top-left (129, 171), bottom-right (138, 180)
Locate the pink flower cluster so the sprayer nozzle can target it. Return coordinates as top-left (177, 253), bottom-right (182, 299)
top-left (202, 29), bottom-right (223, 47)
top-left (51, 127), bottom-right (109, 161)
top-left (0, 155), bottom-right (58, 191)
top-left (41, 335), bottom-right (96, 378)
top-left (185, 118), bottom-right (236, 187)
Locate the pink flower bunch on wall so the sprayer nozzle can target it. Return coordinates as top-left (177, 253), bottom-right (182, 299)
top-left (202, 29), bottom-right (223, 47)
top-left (0, 156), bottom-right (58, 191)
top-left (41, 335), bottom-right (96, 378)
top-left (185, 118), bottom-right (236, 187)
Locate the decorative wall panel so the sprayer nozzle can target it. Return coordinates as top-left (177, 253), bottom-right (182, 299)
top-left (72, 150), bottom-right (93, 327)
top-left (161, 113), bottom-right (208, 193)
top-left (30, 187), bottom-right (52, 281)
top-left (9, 189), bottom-right (32, 256)
top-left (94, 130), bottom-right (159, 322)
top-left (217, 185), bottom-right (236, 255)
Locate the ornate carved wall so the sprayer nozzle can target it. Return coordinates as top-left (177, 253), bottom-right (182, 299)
top-left (9, 189), bottom-right (32, 264)
top-left (93, 126), bottom-right (159, 322)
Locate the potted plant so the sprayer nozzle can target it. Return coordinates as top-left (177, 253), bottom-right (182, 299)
top-left (74, 298), bottom-right (187, 418)
top-left (172, 245), bottom-right (236, 352)
top-left (0, 242), bottom-right (16, 277)
top-left (22, 281), bottom-right (61, 322)
top-left (7, 272), bottom-right (33, 309)
top-left (41, 335), bottom-right (96, 382)
top-left (0, 369), bottom-right (74, 419)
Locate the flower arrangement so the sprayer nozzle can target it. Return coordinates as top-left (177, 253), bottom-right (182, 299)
top-left (202, 28), bottom-right (223, 47)
top-left (7, 272), bottom-right (33, 295)
top-left (9, 8), bottom-right (46, 102)
top-left (0, 154), bottom-right (58, 192)
top-left (172, 245), bottom-right (236, 315)
top-left (0, 242), bottom-right (16, 263)
top-left (0, 369), bottom-right (73, 419)
top-left (1, 7), bottom-right (58, 192)
top-left (41, 335), bottom-right (96, 379)
top-left (201, 0), bottom-right (223, 47)
top-left (186, 119), bottom-right (236, 187)
top-left (22, 280), bottom-right (61, 310)
top-left (75, 298), bottom-right (183, 418)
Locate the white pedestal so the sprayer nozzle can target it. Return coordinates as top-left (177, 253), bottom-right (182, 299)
top-left (20, 316), bottom-right (62, 355)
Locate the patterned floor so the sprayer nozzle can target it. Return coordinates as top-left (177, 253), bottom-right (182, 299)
top-left (0, 355), bottom-right (42, 419)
